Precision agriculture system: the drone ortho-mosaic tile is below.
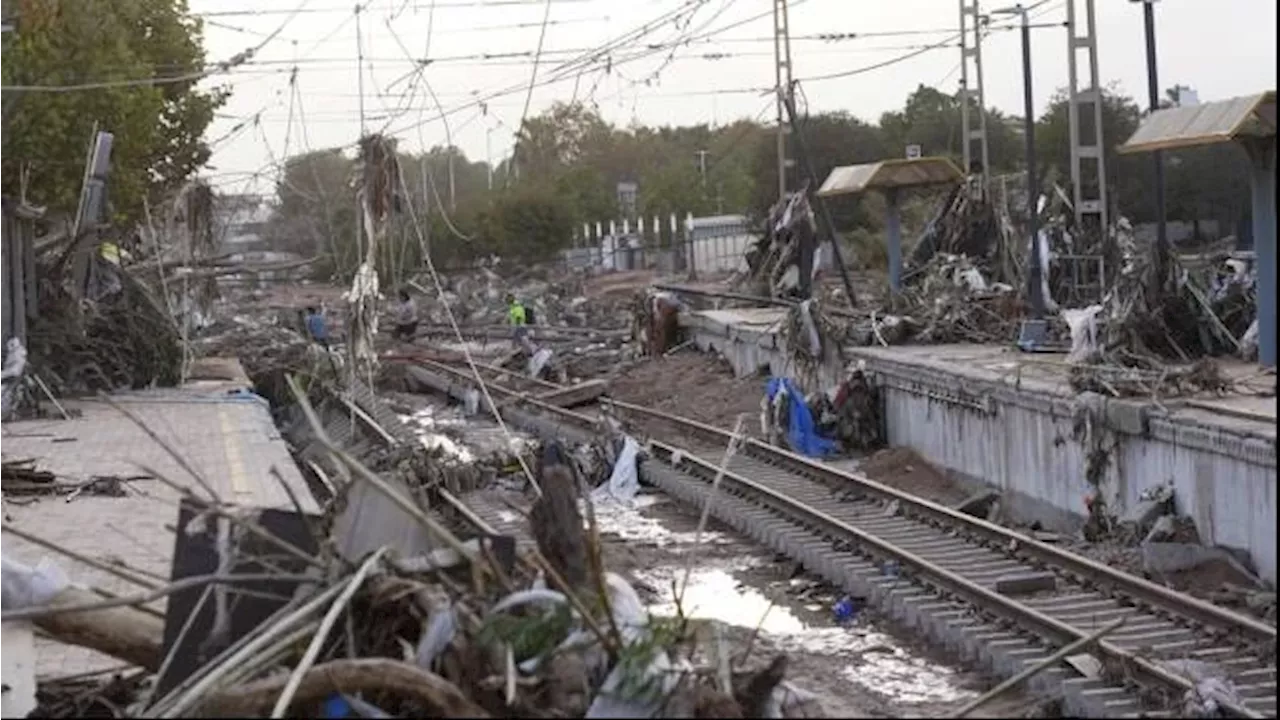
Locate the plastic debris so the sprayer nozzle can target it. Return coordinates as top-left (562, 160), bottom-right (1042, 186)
top-left (593, 435), bottom-right (642, 504)
top-left (2, 554), bottom-right (69, 610)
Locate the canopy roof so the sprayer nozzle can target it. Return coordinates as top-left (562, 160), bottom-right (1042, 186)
top-left (1119, 91), bottom-right (1276, 155)
top-left (816, 156), bottom-right (964, 197)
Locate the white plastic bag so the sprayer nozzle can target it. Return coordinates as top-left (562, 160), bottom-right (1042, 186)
top-left (2, 554), bottom-right (70, 610)
top-left (797, 300), bottom-right (822, 358)
top-left (1240, 319), bottom-right (1259, 361)
top-left (592, 436), bottom-right (641, 503)
top-left (1, 337), bottom-right (27, 381)
top-left (528, 348), bottom-right (554, 378)
top-left (1063, 304), bottom-right (1104, 363)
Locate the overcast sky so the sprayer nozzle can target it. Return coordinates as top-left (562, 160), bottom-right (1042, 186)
top-left (192, 0), bottom-right (1278, 197)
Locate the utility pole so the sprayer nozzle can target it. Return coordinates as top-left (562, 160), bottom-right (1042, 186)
top-left (1066, 0), bottom-right (1110, 256)
top-left (447, 153), bottom-right (456, 212)
top-left (1133, 0), bottom-right (1168, 287)
top-left (772, 0), bottom-right (795, 201)
top-left (355, 3), bottom-right (366, 136)
top-left (694, 150), bottom-right (709, 189)
top-left (486, 127), bottom-right (494, 191)
top-left (958, 0), bottom-right (991, 180)
top-left (419, 155), bottom-right (431, 259)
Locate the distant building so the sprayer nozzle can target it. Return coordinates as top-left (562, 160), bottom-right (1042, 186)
top-left (616, 181), bottom-right (638, 219)
top-left (212, 194), bottom-right (272, 251)
top-left (1170, 85), bottom-right (1200, 107)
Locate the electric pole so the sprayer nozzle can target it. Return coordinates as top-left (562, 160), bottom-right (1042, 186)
top-left (694, 150), bottom-right (709, 188)
top-left (958, 0), bottom-right (991, 180)
top-left (772, 0), bottom-right (795, 201)
top-left (486, 127), bottom-right (494, 191)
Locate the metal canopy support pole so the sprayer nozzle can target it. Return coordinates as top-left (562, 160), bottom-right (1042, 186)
top-left (885, 188), bottom-right (903, 294)
top-left (1065, 0), bottom-right (1109, 251)
top-left (1246, 138), bottom-right (1276, 367)
top-left (958, 0), bottom-right (991, 179)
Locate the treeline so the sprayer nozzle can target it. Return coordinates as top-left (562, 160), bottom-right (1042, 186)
top-left (264, 84), bottom-right (1253, 281)
top-left (2, 0), bottom-right (226, 220)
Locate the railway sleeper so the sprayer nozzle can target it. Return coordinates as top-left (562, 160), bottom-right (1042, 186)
top-left (637, 459), bottom-right (1160, 717)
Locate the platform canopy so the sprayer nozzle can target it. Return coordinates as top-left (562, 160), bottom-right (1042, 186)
top-left (816, 156), bottom-right (964, 198)
top-left (1119, 91), bottom-right (1276, 155)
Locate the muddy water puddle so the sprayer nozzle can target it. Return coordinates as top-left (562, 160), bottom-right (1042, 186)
top-left (397, 396), bottom-right (536, 465)
top-left (597, 493), bottom-right (1020, 717)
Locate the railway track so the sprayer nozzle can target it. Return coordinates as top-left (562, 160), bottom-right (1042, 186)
top-left (403, 357), bottom-right (1278, 718)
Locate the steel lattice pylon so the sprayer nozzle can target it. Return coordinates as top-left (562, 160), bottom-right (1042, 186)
top-left (773, 0), bottom-right (795, 201)
top-left (958, 0), bottom-right (991, 180)
top-left (1066, 0), bottom-right (1110, 242)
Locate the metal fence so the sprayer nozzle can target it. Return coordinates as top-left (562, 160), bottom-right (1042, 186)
top-left (563, 213), bottom-right (760, 277)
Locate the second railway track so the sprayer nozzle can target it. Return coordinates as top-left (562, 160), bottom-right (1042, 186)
top-left (402, 357), bottom-right (1278, 718)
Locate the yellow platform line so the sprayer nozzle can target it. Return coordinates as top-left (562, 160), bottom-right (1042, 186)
top-left (218, 407), bottom-right (252, 499)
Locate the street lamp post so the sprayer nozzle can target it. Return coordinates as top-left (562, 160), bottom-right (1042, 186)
top-left (994, 4), bottom-right (1046, 324)
top-left (1133, 0), bottom-right (1168, 288)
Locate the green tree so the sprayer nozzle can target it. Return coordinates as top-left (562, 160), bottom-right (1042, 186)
top-left (1033, 85), bottom-right (1143, 224)
top-left (1030, 85), bottom-right (1251, 242)
top-left (264, 148), bottom-right (357, 275)
top-left (879, 84), bottom-right (1022, 173)
top-left (2, 0), bottom-right (226, 218)
top-left (748, 111), bottom-right (889, 228)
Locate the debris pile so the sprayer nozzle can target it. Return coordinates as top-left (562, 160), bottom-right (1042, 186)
top-left (1063, 235), bottom-right (1255, 398)
top-left (739, 190), bottom-right (819, 300)
top-left (417, 265), bottom-right (635, 332)
top-left (25, 256), bottom-right (182, 396)
top-left (1069, 481), bottom-right (1274, 624)
top-left (4, 387), bottom-right (826, 720)
top-left (906, 181), bottom-right (1009, 287)
top-left (761, 368), bottom-right (883, 458)
top-left (193, 314), bottom-right (338, 394)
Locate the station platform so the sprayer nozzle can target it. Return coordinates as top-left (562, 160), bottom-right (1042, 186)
top-left (1, 358), bottom-right (317, 678)
top-left (681, 307), bottom-right (1278, 585)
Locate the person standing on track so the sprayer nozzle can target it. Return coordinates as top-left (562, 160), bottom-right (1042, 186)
top-left (304, 306), bottom-right (330, 349)
top-left (391, 289), bottom-right (419, 342)
top-left (506, 292), bottom-right (530, 343)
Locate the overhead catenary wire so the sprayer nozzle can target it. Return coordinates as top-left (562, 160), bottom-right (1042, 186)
top-left (209, 0), bottom-right (1062, 194)
top-left (507, 0), bottom-right (556, 188)
top-left (1, 0), bottom-right (311, 92)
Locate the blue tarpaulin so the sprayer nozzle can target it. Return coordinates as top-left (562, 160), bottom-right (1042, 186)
top-left (765, 377), bottom-right (838, 458)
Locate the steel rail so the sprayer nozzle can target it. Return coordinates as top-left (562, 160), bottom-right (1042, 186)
top-left (402, 357), bottom-right (1270, 717)
top-left (639, 436), bottom-right (1253, 716)
top-left (410, 355), bottom-right (1274, 645)
top-left (607, 398), bottom-right (1279, 648)
top-left (650, 282), bottom-right (861, 319)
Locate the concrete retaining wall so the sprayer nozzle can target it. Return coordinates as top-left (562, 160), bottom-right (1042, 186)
top-left (681, 311), bottom-right (1278, 586)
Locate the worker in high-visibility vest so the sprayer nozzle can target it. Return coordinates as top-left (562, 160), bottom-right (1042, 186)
top-left (99, 241), bottom-right (122, 266)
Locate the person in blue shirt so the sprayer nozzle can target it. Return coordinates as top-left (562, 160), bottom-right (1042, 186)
top-left (304, 306), bottom-right (329, 349)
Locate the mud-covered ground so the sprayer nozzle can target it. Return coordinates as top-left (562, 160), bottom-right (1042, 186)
top-left (608, 352), bottom-right (766, 434)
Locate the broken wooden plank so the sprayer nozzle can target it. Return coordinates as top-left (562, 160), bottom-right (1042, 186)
top-left (533, 379), bottom-right (606, 409)
top-left (30, 586), bottom-right (165, 671)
